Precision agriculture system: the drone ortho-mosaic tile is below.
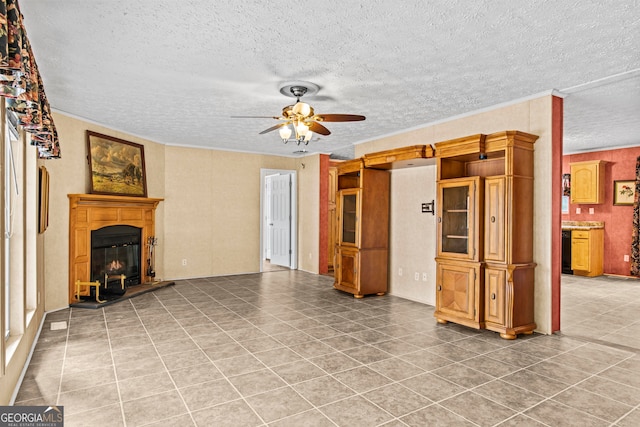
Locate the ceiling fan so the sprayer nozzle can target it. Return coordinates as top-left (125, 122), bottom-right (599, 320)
top-left (232, 83), bottom-right (366, 145)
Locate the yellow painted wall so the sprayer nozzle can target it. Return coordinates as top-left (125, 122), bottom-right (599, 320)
top-left (296, 155), bottom-right (320, 274)
top-left (162, 146), bottom-right (297, 279)
top-left (388, 164), bottom-right (438, 304)
top-left (355, 95), bottom-right (556, 334)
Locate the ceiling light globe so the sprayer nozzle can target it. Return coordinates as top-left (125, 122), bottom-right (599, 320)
top-left (296, 122), bottom-right (309, 136)
top-left (292, 102), bottom-right (311, 117)
top-left (279, 126), bottom-right (292, 140)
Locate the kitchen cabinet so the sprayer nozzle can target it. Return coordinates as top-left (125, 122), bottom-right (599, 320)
top-left (571, 228), bottom-right (604, 277)
top-left (570, 160), bottom-right (607, 204)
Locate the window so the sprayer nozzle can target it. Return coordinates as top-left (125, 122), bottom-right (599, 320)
top-left (1, 105), bottom-right (36, 349)
top-left (4, 109), bottom-right (19, 340)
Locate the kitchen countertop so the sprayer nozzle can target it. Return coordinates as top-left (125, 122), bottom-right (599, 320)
top-left (562, 221), bottom-right (605, 230)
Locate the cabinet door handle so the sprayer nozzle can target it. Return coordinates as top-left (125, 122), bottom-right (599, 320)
top-left (491, 216), bottom-right (496, 223)
top-left (491, 293), bottom-right (496, 300)
top-left (437, 217), bottom-right (441, 223)
top-left (437, 285), bottom-right (442, 291)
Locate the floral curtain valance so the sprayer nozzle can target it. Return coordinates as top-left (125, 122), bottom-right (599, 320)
top-left (0, 0), bottom-right (60, 159)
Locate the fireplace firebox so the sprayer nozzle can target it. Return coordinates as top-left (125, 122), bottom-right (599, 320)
top-left (91, 225), bottom-right (142, 291)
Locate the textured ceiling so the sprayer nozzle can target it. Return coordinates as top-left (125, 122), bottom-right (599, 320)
top-left (18, 0), bottom-right (640, 158)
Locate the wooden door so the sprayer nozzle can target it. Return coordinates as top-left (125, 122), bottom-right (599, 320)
top-left (485, 177), bottom-right (505, 263)
top-left (336, 247), bottom-right (359, 291)
top-left (436, 261), bottom-right (478, 321)
top-left (485, 267), bottom-right (505, 326)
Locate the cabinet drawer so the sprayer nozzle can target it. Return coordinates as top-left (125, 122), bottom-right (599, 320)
top-left (571, 230), bottom-right (590, 239)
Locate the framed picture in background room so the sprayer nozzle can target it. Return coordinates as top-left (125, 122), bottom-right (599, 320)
top-left (613, 180), bottom-right (635, 206)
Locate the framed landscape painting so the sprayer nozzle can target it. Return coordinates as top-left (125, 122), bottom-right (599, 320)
top-left (87, 131), bottom-right (147, 197)
top-left (613, 180), bottom-right (635, 206)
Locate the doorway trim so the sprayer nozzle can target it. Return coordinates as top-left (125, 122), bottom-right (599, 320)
top-left (260, 169), bottom-right (297, 272)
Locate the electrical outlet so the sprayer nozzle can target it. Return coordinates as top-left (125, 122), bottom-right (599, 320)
top-left (398, 268), bottom-right (403, 276)
top-left (589, 208), bottom-right (594, 214)
top-left (576, 208), bottom-right (581, 214)
top-left (414, 272), bottom-right (419, 281)
top-left (181, 259), bottom-right (187, 266)
top-left (422, 273), bottom-right (427, 281)
top-left (624, 254), bottom-right (630, 262)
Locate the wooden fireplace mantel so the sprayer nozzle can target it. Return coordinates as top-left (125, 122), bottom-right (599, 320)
top-left (68, 194), bottom-right (163, 304)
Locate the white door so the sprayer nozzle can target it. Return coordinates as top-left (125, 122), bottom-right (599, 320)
top-left (270, 173), bottom-right (291, 267)
top-left (264, 176), bottom-right (272, 260)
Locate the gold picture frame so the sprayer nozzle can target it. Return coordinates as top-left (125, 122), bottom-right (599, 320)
top-left (87, 131), bottom-right (147, 197)
top-left (613, 180), bottom-right (635, 206)
top-left (39, 166), bottom-right (49, 233)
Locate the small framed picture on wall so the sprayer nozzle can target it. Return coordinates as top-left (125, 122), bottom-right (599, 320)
top-left (613, 180), bottom-right (635, 206)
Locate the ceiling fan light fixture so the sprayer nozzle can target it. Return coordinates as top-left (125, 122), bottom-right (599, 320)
top-left (237, 80), bottom-right (365, 147)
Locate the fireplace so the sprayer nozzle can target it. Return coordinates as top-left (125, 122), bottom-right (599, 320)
top-left (91, 225), bottom-right (142, 290)
top-left (68, 194), bottom-right (163, 303)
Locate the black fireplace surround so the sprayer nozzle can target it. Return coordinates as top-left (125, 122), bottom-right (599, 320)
top-left (91, 225), bottom-right (142, 291)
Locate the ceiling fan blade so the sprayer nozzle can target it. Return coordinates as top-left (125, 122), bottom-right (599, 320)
top-left (308, 122), bottom-right (331, 136)
top-left (259, 122), bottom-right (290, 135)
top-left (231, 115), bottom-right (281, 119)
top-left (313, 114), bottom-right (366, 122)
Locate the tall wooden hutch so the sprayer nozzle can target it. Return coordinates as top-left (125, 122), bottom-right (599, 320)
top-left (332, 145), bottom-right (434, 297)
top-left (434, 131), bottom-right (538, 339)
top-left (334, 159), bottom-right (390, 298)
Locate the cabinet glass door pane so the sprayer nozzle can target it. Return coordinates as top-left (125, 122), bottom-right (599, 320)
top-left (442, 186), bottom-right (469, 254)
top-left (342, 194), bottom-right (357, 244)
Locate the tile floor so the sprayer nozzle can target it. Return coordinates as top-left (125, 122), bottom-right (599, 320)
top-left (14, 272), bottom-right (640, 426)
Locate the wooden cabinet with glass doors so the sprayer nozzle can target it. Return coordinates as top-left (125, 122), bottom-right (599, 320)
top-left (334, 159), bottom-right (390, 298)
top-left (434, 131), bottom-right (538, 339)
